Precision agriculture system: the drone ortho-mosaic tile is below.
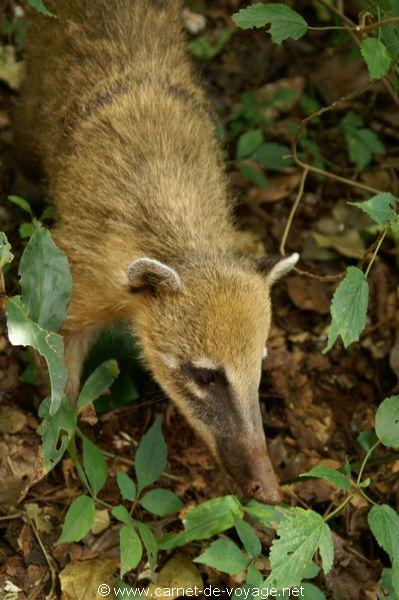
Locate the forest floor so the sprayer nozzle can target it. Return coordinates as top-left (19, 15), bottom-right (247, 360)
top-left (0, 1), bottom-right (399, 599)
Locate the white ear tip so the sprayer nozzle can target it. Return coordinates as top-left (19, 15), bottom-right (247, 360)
top-left (289, 252), bottom-right (300, 266)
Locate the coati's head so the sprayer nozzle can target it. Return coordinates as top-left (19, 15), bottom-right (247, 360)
top-left (127, 253), bottom-right (299, 504)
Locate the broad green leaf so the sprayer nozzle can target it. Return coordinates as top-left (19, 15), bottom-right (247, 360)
top-left (77, 359), bottom-right (119, 413)
top-left (0, 232), bottom-right (13, 269)
top-left (326, 267), bottom-right (369, 351)
top-left (236, 129), bottom-right (263, 159)
top-left (7, 297), bottom-right (67, 415)
top-left (120, 524), bottom-right (142, 576)
top-left (233, 513), bottom-right (262, 558)
top-left (111, 504), bottom-right (132, 524)
top-left (116, 472), bottom-right (136, 501)
top-left (344, 128), bottom-right (385, 169)
top-left (135, 416), bottom-right (167, 493)
top-left (57, 496), bottom-right (95, 544)
top-left (7, 195), bottom-right (33, 217)
top-left (302, 561), bottom-right (321, 580)
top-left (301, 583), bottom-right (327, 599)
top-left (349, 193), bottom-right (396, 226)
top-left (238, 162), bottom-right (268, 188)
top-left (375, 396), bottom-right (399, 449)
top-left (246, 565), bottom-right (263, 586)
top-left (379, 568), bottom-right (396, 600)
top-left (368, 504), bottom-right (399, 597)
top-left (139, 488), bottom-right (183, 516)
top-left (159, 495), bottom-right (243, 550)
top-left (299, 466), bottom-right (350, 491)
top-left (37, 396), bottom-right (76, 472)
top-left (253, 142), bottom-right (292, 170)
top-left (244, 499), bottom-right (290, 528)
top-left (194, 538), bottom-right (250, 575)
top-left (265, 508), bottom-right (334, 589)
top-left (82, 436), bottom-right (108, 496)
top-left (357, 430), bottom-right (379, 452)
top-left (188, 29), bottom-right (232, 61)
top-left (27, 0), bottom-right (53, 16)
top-left (19, 228), bottom-right (72, 332)
top-left (19, 222), bottom-right (35, 239)
top-left (360, 37), bottom-right (392, 80)
top-left (232, 3), bottom-right (308, 44)
top-left (136, 521), bottom-right (158, 571)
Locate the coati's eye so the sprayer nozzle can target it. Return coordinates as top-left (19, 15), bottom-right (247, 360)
top-left (193, 368), bottom-right (217, 387)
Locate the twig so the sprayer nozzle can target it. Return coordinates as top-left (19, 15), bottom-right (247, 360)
top-left (357, 17), bottom-right (399, 34)
top-left (26, 512), bottom-right (58, 600)
top-left (279, 168), bottom-right (309, 256)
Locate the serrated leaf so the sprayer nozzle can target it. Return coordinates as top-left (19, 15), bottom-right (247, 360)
top-left (111, 504), bottom-right (132, 524)
top-left (375, 396), bottom-right (399, 449)
top-left (265, 508), bottom-right (334, 589)
top-left (194, 538), bottom-right (250, 575)
top-left (120, 524), bottom-right (142, 576)
top-left (368, 504), bottom-right (399, 597)
top-left (82, 436), bottom-right (108, 497)
top-left (232, 3), bottom-right (308, 44)
top-left (233, 513), bottom-right (261, 558)
top-left (0, 232), bottom-right (13, 269)
top-left (135, 416), bottom-right (167, 493)
top-left (7, 297), bottom-right (67, 415)
top-left (236, 129), bottom-right (263, 159)
top-left (37, 395), bottom-right (76, 472)
top-left (77, 359), bottom-right (119, 413)
top-left (299, 466), bottom-right (350, 491)
top-left (136, 521), bottom-right (158, 571)
top-left (116, 472), bottom-right (136, 501)
top-left (360, 37), bottom-right (392, 80)
top-left (7, 195), bottom-right (33, 217)
top-left (326, 267), bottom-right (369, 351)
top-left (27, 0), bottom-right (54, 16)
top-left (159, 495), bottom-right (243, 550)
top-left (57, 496), bottom-right (95, 544)
top-left (19, 228), bottom-right (72, 332)
top-left (238, 162), bottom-right (268, 188)
top-left (349, 193), bottom-right (396, 226)
top-left (139, 488), bottom-right (183, 516)
top-left (253, 142), bottom-right (292, 170)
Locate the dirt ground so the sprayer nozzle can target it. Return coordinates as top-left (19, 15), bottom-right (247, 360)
top-left (0, 1), bottom-right (399, 599)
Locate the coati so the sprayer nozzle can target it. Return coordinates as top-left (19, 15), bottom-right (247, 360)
top-left (14, 0), bottom-right (299, 504)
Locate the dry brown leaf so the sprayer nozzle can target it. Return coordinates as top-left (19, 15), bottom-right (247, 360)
top-left (0, 407), bottom-right (27, 434)
top-left (0, 48), bottom-right (24, 91)
top-left (286, 276), bottom-right (330, 314)
top-left (59, 558), bottom-right (118, 600)
top-left (312, 230), bottom-right (365, 259)
top-left (147, 555), bottom-right (203, 599)
top-left (92, 510), bottom-right (110, 535)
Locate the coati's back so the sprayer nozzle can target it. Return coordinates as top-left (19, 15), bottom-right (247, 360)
top-left (15, 0), bottom-right (299, 504)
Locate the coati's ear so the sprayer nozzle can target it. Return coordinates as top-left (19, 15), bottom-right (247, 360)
top-left (256, 253), bottom-right (299, 286)
top-left (127, 258), bottom-right (181, 293)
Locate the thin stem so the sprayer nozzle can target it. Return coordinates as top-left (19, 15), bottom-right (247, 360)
top-left (308, 25), bottom-right (352, 31)
top-left (356, 441), bottom-right (381, 485)
top-left (279, 167), bottom-right (309, 255)
top-left (324, 494), bottom-right (354, 522)
top-left (357, 486), bottom-right (378, 507)
top-left (364, 225), bottom-right (391, 278)
top-left (358, 17), bottom-right (399, 34)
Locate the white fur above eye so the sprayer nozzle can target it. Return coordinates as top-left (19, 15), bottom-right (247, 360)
top-left (160, 353), bottom-right (178, 369)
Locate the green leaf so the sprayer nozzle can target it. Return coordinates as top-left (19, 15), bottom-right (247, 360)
top-left (19, 222), bottom-right (35, 240)
top-left (159, 495), bottom-right (243, 550)
top-left (135, 416), bottom-right (167, 493)
top-left (139, 488), bottom-right (183, 516)
top-left (116, 472), bottom-right (136, 501)
top-left (245, 564), bottom-right (263, 586)
top-left (326, 267), bottom-right (369, 351)
top-left (375, 396), bottom-right (399, 449)
top-left (301, 583), bottom-right (327, 600)
top-left (244, 499), bottom-right (290, 528)
top-left (18, 228), bottom-right (72, 332)
top-left (57, 496), bottom-right (95, 544)
top-left (344, 128), bottom-right (385, 169)
top-left (194, 538), bottom-right (250, 575)
top-left (357, 430), bottom-right (379, 452)
top-left (379, 568), bottom-right (396, 600)
top-left (232, 3), bottom-right (308, 44)
top-left (349, 193), bottom-right (396, 226)
top-left (266, 507), bottom-right (334, 589)
top-left (136, 521), bottom-right (158, 571)
top-left (233, 513), bottom-right (262, 558)
top-left (236, 129), bottom-right (263, 159)
top-left (253, 142), bottom-right (292, 170)
top-left (7, 297), bottom-right (68, 415)
top-left (37, 395), bottom-right (76, 472)
top-left (27, 0), bottom-right (54, 16)
top-left (82, 436), bottom-right (108, 497)
top-left (120, 524), bottom-right (142, 576)
top-left (360, 37), bottom-right (392, 80)
top-left (111, 504), bottom-right (132, 524)
top-left (368, 504), bottom-right (399, 597)
top-left (299, 466), bottom-right (350, 491)
top-left (7, 195), bottom-right (33, 217)
top-left (0, 232), bottom-right (13, 269)
top-left (237, 162), bottom-right (268, 188)
top-left (188, 28), bottom-right (232, 61)
top-left (77, 359), bottom-right (119, 413)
